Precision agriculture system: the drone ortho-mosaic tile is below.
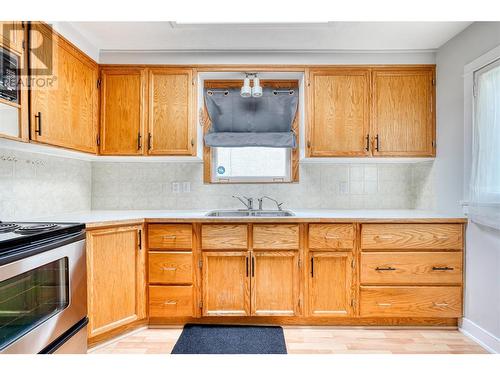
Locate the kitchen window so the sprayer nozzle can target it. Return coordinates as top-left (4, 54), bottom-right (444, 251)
top-left (469, 58), bottom-right (500, 229)
top-left (212, 147), bottom-right (291, 183)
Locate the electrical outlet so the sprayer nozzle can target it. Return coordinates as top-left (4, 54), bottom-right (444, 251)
top-left (339, 181), bottom-right (348, 194)
top-left (172, 182), bottom-right (180, 194)
top-left (182, 181), bottom-right (191, 193)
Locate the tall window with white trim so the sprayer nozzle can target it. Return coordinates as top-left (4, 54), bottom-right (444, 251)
top-left (469, 59), bottom-right (500, 229)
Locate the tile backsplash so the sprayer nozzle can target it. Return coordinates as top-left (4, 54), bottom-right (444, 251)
top-left (0, 149), bottom-right (92, 220)
top-left (91, 161), bottom-right (435, 211)
top-left (1, 147), bottom-right (436, 219)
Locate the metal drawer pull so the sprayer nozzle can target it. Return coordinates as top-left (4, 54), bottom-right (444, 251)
top-left (325, 235), bottom-right (340, 239)
top-left (163, 235), bottom-right (177, 239)
top-left (435, 235), bottom-right (449, 240)
top-left (377, 303), bottom-right (392, 307)
top-left (375, 266), bottom-right (396, 271)
top-left (162, 267), bottom-right (177, 271)
top-left (432, 266), bottom-right (454, 271)
top-left (164, 301), bottom-right (177, 305)
top-left (433, 302), bottom-right (449, 307)
top-left (377, 235), bottom-right (393, 240)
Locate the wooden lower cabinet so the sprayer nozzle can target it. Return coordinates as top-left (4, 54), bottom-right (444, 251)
top-left (309, 252), bottom-right (354, 317)
top-left (251, 251), bottom-right (300, 316)
top-left (86, 225), bottom-right (146, 339)
top-left (202, 251), bottom-right (250, 316)
top-left (149, 285), bottom-right (194, 317)
top-left (360, 286), bottom-right (462, 318)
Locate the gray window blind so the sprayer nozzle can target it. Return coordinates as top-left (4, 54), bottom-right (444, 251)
top-left (204, 87), bottom-right (298, 148)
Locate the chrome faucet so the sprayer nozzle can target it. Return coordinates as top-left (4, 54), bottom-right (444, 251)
top-left (232, 195), bottom-right (254, 210)
top-left (258, 196), bottom-right (284, 211)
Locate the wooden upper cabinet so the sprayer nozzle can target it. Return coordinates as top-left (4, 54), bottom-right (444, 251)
top-left (308, 68), bottom-right (370, 157)
top-left (0, 21), bottom-right (25, 55)
top-left (86, 225), bottom-right (146, 339)
top-left (30, 23), bottom-right (98, 153)
top-left (372, 67), bottom-right (435, 156)
top-left (100, 68), bottom-right (146, 155)
top-left (148, 68), bottom-right (195, 155)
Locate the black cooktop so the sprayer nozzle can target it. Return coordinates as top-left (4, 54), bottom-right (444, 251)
top-left (0, 221), bottom-right (85, 253)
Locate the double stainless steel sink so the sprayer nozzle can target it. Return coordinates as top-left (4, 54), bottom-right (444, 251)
top-left (206, 210), bottom-right (294, 217)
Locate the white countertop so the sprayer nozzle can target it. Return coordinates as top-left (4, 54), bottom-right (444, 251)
top-left (37, 209), bottom-right (466, 225)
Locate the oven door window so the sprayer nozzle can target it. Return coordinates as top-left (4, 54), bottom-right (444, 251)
top-left (0, 258), bottom-right (69, 350)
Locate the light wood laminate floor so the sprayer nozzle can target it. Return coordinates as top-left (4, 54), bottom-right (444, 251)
top-left (89, 327), bottom-right (487, 354)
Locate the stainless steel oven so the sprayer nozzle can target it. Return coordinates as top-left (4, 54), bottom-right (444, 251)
top-left (0, 224), bottom-right (87, 354)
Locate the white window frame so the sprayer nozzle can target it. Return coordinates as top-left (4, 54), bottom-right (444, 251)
top-left (211, 147), bottom-right (292, 183)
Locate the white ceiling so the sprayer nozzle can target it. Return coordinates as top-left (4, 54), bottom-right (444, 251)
top-left (67, 21), bottom-right (472, 52)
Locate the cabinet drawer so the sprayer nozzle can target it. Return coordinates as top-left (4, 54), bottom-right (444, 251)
top-left (360, 286), bottom-right (462, 318)
top-left (309, 224), bottom-right (355, 249)
top-left (361, 224), bottom-right (463, 250)
top-left (149, 285), bottom-right (193, 317)
top-left (253, 224), bottom-right (299, 249)
top-left (361, 252), bottom-right (462, 285)
top-left (149, 252), bottom-right (193, 284)
top-left (148, 224), bottom-right (192, 250)
top-left (202, 224), bottom-right (248, 250)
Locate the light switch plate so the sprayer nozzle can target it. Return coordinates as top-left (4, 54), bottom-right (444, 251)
top-left (172, 182), bottom-right (180, 193)
top-left (339, 181), bottom-right (348, 194)
top-left (182, 181), bottom-right (191, 193)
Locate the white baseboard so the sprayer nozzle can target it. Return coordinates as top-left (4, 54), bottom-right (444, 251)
top-left (459, 318), bottom-right (500, 353)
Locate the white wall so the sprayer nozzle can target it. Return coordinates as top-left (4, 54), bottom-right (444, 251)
top-left (436, 22), bottom-right (500, 352)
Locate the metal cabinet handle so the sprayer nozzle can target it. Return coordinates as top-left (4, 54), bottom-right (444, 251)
top-left (365, 134), bottom-right (370, 152)
top-left (164, 301), bottom-right (177, 305)
top-left (311, 257), bottom-right (314, 277)
top-left (138, 229), bottom-right (142, 250)
top-left (377, 303), bottom-right (392, 307)
top-left (137, 132), bottom-right (142, 150)
top-left (246, 256), bottom-right (249, 277)
top-left (432, 266), bottom-right (454, 271)
top-left (251, 256), bottom-right (255, 277)
top-left (162, 267), bottom-right (177, 271)
top-left (163, 235), bottom-right (176, 239)
top-left (34, 112), bottom-right (42, 136)
top-left (377, 235), bottom-right (393, 240)
top-left (325, 235), bottom-right (340, 239)
top-left (148, 133), bottom-right (152, 150)
top-left (375, 266), bottom-right (396, 271)
top-left (375, 134), bottom-right (380, 151)
top-left (433, 302), bottom-right (449, 307)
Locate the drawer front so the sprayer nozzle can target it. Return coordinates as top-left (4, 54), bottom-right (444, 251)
top-left (148, 224), bottom-right (192, 250)
top-left (202, 224), bottom-right (248, 250)
top-left (309, 224), bottom-right (355, 249)
top-left (149, 285), bottom-right (193, 317)
top-left (149, 252), bottom-right (193, 284)
top-left (253, 224), bottom-right (299, 249)
top-left (361, 252), bottom-right (463, 285)
top-left (360, 286), bottom-right (462, 318)
top-left (361, 224), bottom-right (463, 250)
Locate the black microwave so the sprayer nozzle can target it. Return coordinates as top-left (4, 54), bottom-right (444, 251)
top-left (0, 48), bottom-right (19, 104)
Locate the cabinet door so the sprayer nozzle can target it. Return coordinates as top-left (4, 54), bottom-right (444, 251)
top-left (202, 252), bottom-right (250, 316)
top-left (308, 69), bottom-right (370, 157)
top-left (0, 21), bottom-right (24, 55)
top-left (148, 68), bottom-right (194, 155)
top-left (309, 252), bottom-right (354, 316)
top-left (100, 68), bottom-right (146, 155)
top-left (251, 251), bottom-right (300, 316)
top-left (86, 225), bottom-right (146, 339)
top-left (30, 23), bottom-right (98, 153)
top-left (372, 68), bottom-right (435, 156)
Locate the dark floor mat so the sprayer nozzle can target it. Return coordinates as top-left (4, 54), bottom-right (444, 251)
top-left (171, 324), bottom-right (287, 354)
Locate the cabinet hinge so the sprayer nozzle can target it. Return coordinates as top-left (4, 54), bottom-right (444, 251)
top-left (432, 140), bottom-right (436, 148)
top-left (97, 79), bottom-right (102, 89)
top-left (198, 260), bottom-right (203, 269)
top-left (22, 40), bottom-right (25, 51)
top-left (432, 78), bottom-right (436, 86)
